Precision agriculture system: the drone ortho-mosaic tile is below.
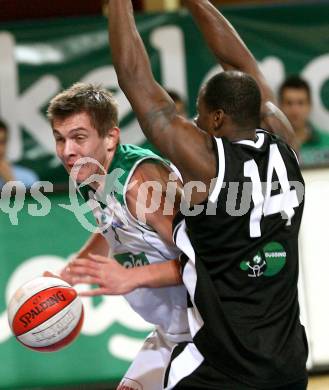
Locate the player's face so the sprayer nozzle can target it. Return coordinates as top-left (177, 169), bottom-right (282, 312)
top-left (280, 88), bottom-right (311, 130)
top-left (195, 91), bottom-right (224, 137)
top-left (52, 112), bottom-right (116, 184)
top-left (195, 91), bottom-right (213, 134)
top-left (0, 129), bottom-right (7, 160)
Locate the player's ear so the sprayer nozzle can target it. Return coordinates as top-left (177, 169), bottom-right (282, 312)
top-left (213, 109), bottom-right (224, 132)
top-left (105, 127), bottom-right (120, 150)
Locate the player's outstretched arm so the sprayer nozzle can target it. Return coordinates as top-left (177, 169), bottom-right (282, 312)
top-left (44, 233), bottom-right (110, 285)
top-left (68, 254), bottom-right (182, 296)
top-left (75, 232), bottom-right (110, 259)
top-left (184, 0), bottom-right (297, 151)
top-left (107, 0), bottom-right (216, 185)
top-left (62, 161), bottom-right (184, 296)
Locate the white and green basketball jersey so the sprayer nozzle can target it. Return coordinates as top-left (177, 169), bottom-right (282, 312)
top-left (84, 144), bottom-right (189, 342)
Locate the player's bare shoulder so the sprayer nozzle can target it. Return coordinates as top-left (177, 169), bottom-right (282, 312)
top-left (125, 159), bottom-right (182, 222)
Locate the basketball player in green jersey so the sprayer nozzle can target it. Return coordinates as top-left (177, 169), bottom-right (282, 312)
top-left (46, 82), bottom-right (191, 390)
top-left (107, 0), bottom-right (307, 389)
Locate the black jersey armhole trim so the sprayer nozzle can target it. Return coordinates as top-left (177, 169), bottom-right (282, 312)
top-left (173, 213), bottom-right (185, 243)
top-left (172, 136), bottom-right (220, 239)
top-left (192, 136), bottom-right (221, 207)
top-left (212, 136), bottom-right (220, 181)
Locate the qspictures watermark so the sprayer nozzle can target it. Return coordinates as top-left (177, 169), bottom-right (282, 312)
top-left (0, 181), bottom-right (53, 225)
top-left (0, 157), bottom-right (305, 233)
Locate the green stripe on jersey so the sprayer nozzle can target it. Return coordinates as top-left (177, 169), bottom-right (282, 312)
top-left (79, 144), bottom-right (167, 206)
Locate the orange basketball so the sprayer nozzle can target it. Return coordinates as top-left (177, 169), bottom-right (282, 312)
top-left (7, 276), bottom-right (84, 352)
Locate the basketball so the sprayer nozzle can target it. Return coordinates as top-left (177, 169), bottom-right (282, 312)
top-left (7, 276), bottom-right (84, 352)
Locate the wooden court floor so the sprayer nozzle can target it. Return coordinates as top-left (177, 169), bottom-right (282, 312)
top-left (309, 375), bottom-right (329, 389)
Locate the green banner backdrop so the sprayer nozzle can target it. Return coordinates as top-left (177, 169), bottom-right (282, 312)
top-left (0, 191), bottom-right (153, 389)
top-left (1, 2), bottom-right (329, 388)
top-left (0, 1), bottom-right (329, 183)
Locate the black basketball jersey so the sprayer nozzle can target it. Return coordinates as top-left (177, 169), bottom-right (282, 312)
top-left (173, 130), bottom-right (308, 388)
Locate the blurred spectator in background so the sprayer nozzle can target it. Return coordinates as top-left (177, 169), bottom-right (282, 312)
top-left (166, 89), bottom-right (188, 118)
top-left (0, 119), bottom-right (39, 189)
top-left (279, 75), bottom-right (329, 166)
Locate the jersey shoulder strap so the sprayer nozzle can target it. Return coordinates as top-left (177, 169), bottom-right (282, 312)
top-left (108, 144), bottom-right (168, 205)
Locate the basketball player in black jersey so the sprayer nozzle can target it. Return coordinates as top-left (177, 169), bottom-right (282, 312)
top-left (107, 0), bottom-right (308, 388)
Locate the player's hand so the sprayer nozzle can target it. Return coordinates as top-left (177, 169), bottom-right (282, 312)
top-left (68, 253), bottom-right (135, 296)
top-left (43, 266), bottom-right (76, 286)
top-left (43, 271), bottom-right (59, 278)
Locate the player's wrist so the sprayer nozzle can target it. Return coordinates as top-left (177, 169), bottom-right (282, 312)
top-left (122, 266), bottom-right (141, 292)
top-left (127, 265), bottom-right (152, 290)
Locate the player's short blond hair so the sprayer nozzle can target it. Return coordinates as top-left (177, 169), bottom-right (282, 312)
top-left (47, 83), bottom-right (119, 137)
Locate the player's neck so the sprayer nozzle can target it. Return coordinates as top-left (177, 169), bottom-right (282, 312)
top-left (220, 125), bottom-right (257, 142)
top-left (89, 146), bottom-right (117, 191)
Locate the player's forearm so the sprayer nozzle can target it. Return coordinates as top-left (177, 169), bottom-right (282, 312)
top-left (108, 0), bottom-right (153, 90)
top-left (187, 1), bottom-right (295, 147)
top-left (184, 0), bottom-right (256, 74)
top-left (130, 259), bottom-right (182, 289)
top-left (76, 233), bottom-right (109, 259)
top-left (107, 0), bottom-right (178, 153)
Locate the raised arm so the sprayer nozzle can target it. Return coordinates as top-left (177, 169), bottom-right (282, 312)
top-left (107, 0), bottom-right (216, 185)
top-left (184, 0), bottom-right (297, 151)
